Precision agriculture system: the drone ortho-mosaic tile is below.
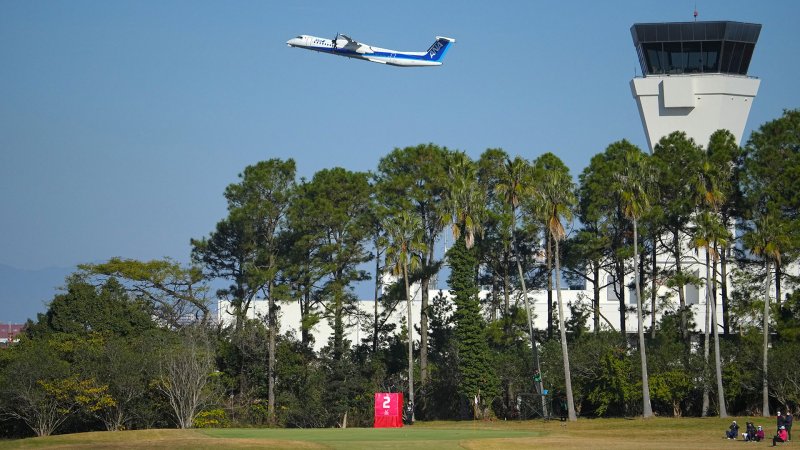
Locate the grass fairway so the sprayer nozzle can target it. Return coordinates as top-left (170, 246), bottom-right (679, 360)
top-left (0, 416), bottom-right (780, 449)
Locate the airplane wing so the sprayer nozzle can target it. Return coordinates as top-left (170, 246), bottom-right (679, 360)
top-left (338, 34), bottom-right (374, 54)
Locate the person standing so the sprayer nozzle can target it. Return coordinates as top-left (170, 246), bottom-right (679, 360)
top-left (777, 411), bottom-right (785, 433)
top-left (786, 412), bottom-right (793, 441)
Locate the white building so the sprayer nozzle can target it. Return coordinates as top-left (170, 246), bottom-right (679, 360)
top-left (218, 277), bottom-right (727, 352)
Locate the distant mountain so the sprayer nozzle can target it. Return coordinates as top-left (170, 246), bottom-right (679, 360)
top-left (0, 264), bottom-right (74, 323)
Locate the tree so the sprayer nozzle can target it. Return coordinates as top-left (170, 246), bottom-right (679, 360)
top-left (376, 144), bottom-right (452, 386)
top-left (533, 158), bottom-right (577, 421)
top-left (192, 158), bottom-right (295, 422)
top-left (384, 210), bottom-right (426, 423)
top-left (90, 335), bottom-right (160, 431)
top-left (533, 153), bottom-right (572, 338)
top-left (577, 143), bottom-right (635, 336)
top-left (495, 155), bottom-right (546, 411)
top-left (443, 152), bottom-right (499, 418)
top-left (290, 168), bottom-right (373, 359)
top-left (652, 132), bottom-right (705, 342)
top-left (693, 211), bottom-right (730, 417)
top-left (281, 211), bottom-right (326, 349)
top-left (741, 110), bottom-right (800, 417)
top-left (156, 327), bottom-right (216, 429)
top-left (744, 109), bottom-right (800, 306)
top-left (743, 213), bottom-right (786, 417)
top-left (476, 148), bottom-right (514, 321)
top-left (79, 258), bottom-right (211, 328)
top-left (693, 136), bottom-right (737, 417)
top-left (614, 147), bottom-right (654, 418)
top-left (648, 312), bottom-right (695, 417)
top-left (705, 130), bottom-right (745, 335)
top-left (368, 195), bottom-right (389, 354)
top-left (14, 274), bottom-right (166, 433)
top-left (0, 338), bottom-right (114, 437)
top-left (25, 275), bottom-right (156, 339)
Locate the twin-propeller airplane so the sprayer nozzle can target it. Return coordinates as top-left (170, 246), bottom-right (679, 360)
top-left (286, 33), bottom-right (455, 67)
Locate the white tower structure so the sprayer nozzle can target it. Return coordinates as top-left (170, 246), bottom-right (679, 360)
top-left (630, 21), bottom-right (761, 151)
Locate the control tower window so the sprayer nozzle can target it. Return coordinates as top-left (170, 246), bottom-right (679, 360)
top-left (664, 42), bottom-right (686, 74)
top-left (642, 42), bottom-right (666, 73)
top-left (721, 41), bottom-right (753, 75)
top-left (740, 43), bottom-right (755, 74)
top-left (702, 41), bottom-right (721, 72)
top-left (631, 21), bottom-right (760, 77)
top-left (683, 41), bottom-right (703, 73)
top-left (643, 43), bottom-right (665, 74)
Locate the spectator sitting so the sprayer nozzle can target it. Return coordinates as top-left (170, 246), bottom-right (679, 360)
top-left (744, 422), bottom-right (756, 441)
top-left (727, 420), bottom-right (740, 439)
top-left (756, 426), bottom-right (765, 442)
top-left (773, 426), bottom-right (788, 446)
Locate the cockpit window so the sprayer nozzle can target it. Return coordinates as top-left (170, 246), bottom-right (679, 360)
top-left (295, 36), bottom-right (303, 39)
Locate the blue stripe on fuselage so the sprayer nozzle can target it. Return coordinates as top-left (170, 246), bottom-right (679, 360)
top-left (303, 45), bottom-right (429, 61)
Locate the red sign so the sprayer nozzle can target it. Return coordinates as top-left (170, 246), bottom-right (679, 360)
top-left (374, 392), bottom-right (403, 428)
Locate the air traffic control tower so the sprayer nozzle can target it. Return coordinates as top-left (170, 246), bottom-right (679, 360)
top-left (630, 21), bottom-right (761, 151)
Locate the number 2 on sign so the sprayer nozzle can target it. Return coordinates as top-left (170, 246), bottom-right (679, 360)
top-left (382, 394), bottom-right (391, 410)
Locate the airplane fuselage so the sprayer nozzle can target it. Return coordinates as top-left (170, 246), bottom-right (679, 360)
top-left (286, 35), bottom-right (454, 67)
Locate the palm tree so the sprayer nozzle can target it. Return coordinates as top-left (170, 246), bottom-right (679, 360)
top-left (495, 156), bottom-right (547, 413)
top-left (615, 149), bottom-right (654, 418)
top-left (694, 148), bottom-right (734, 418)
top-left (693, 211), bottom-right (730, 417)
top-left (744, 214), bottom-right (785, 417)
top-left (442, 152), bottom-right (499, 418)
top-left (385, 210), bottom-right (427, 424)
top-left (445, 152), bottom-right (485, 249)
top-left (535, 168), bottom-right (577, 422)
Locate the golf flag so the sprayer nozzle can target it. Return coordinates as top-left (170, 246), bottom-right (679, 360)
top-left (374, 393), bottom-right (403, 428)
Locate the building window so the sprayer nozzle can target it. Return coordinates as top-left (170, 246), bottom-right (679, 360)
top-left (607, 275), bottom-right (618, 302)
top-left (686, 271), bottom-right (700, 305)
top-left (629, 287), bottom-right (639, 305)
top-left (701, 41), bottom-right (721, 72)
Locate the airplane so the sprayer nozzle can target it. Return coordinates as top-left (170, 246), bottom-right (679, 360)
top-left (286, 33), bottom-right (455, 67)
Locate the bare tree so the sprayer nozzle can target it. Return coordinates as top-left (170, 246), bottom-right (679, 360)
top-left (156, 328), bottom-right (215, 429)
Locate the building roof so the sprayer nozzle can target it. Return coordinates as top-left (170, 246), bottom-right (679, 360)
top-left (631, 21), bottom-right (761, 45)
top-left (0, 323), bottom-right (25, 343)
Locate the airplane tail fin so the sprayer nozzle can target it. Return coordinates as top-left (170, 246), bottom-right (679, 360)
top-left (425, 36), bottom-right (455, 62)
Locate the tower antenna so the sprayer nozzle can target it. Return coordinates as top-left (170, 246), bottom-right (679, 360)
top-left (694, 3), bottom-right (698, 22)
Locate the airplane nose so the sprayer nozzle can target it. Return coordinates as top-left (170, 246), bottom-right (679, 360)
top-left (287, 38), bottom-right (301, 47)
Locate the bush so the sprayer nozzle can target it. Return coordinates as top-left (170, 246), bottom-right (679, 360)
top-left (192, 409), bottom-right (229, 428)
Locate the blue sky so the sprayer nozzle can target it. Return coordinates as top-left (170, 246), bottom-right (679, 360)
top-left (1, 1), bottom-right (798, 283)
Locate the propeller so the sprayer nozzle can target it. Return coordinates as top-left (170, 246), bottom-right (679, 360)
top-left (333, 32), bottom-right (339, 50)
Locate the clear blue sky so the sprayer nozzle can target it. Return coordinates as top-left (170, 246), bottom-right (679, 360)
top-left (1, 1), bottom-right (799, 275)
